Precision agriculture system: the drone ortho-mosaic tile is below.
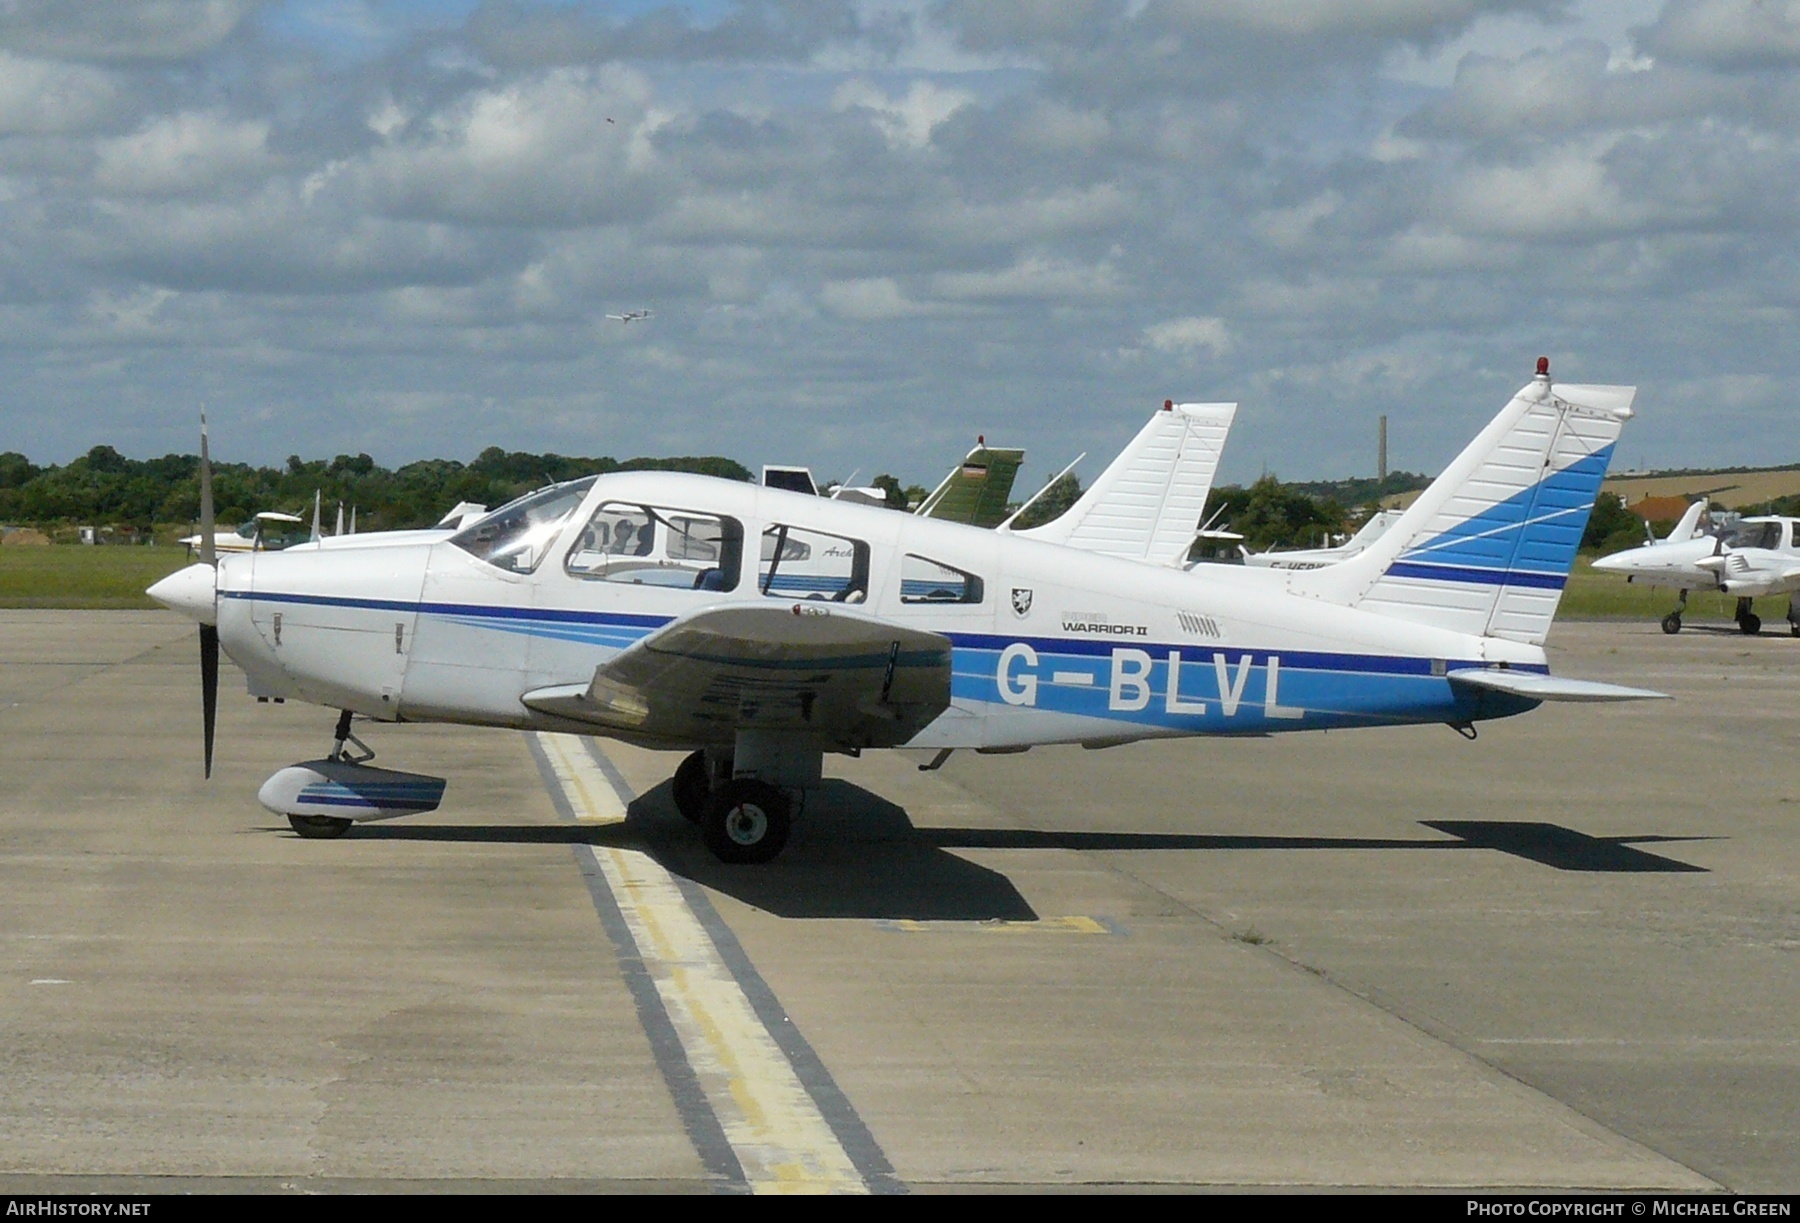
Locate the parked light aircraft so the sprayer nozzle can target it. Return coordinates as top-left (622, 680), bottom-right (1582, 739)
top-left (1241, 509), bottom-right (1407, 571)
top-left (1591, 510), bottom-right (1800, 635)
top-left (181, 511), bottom-right (308, 558)
top-left (148, 361), bottom-right (1661, 864)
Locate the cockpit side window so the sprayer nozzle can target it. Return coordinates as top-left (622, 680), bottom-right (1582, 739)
top-left (449, 477), bottom-right (596, 574)
top-left (565, 501), bottom-right (744, 591)
top-left (1728, 522), bottom-right (1782, 550)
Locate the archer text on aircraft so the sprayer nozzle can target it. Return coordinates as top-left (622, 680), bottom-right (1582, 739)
top-left (149, 360), bottom-right (1662, 865)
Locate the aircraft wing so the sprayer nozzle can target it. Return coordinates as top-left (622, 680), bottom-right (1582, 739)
top-left (521, 603), bottom-right (952, 748)
top-left (1447, 669), bottom-right (1668, 703)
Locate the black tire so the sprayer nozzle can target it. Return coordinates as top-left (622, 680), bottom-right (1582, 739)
top-left (1661, 613), bottom-right (1682, 635)
top-left (1740, 613), bottom-right (1762, 636)
top-left (700, 779), bottom-right (791, 865)
top-left (671, 750), bottom-right (709, 824)
top-left (289, 814), bottom-right (352, 839)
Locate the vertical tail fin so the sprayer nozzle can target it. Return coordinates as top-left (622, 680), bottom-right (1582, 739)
top-left (1294, 363), bottom-right (1634, 645)
top-left (1664, 499), bottom-right (1707, 544)
top-left (1013, 401), bottom-right (1237, 564)
top-left (917, 442), bottom-right (1026, 528)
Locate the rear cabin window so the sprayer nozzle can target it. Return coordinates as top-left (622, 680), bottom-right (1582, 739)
top-left (566, 502), bottom-right (743, 591)
top-left (759, 524), bottom-right (869, 603)
top-left (901, 554), bottom-right (985, 604)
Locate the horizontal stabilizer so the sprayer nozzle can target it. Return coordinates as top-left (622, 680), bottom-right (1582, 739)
top-left (1447, 669), bottom-right (1668, 703)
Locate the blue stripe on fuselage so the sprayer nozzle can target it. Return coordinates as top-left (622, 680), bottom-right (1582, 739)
top-left (230, 592), bottom-right (1543, 730)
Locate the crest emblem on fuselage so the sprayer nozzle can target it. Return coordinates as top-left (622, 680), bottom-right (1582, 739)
top-left (1011, 588), bottom-right (1033, 617)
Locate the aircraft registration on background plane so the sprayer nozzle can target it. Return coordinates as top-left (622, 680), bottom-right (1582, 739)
top-left (1239, 509), bottom-right (1406, 571)
top-left (149, 360), bottom-right (1662, 864)
top-left (1591, 509), bottom-right (1800, 635)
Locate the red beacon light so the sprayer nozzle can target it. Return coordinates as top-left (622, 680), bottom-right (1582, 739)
top-left (1536, 356), bottom-right (1550, 377)
top-left (1163, 399), bottom-right (1173, 411)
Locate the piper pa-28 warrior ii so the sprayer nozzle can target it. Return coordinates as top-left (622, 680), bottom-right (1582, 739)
top-left (149, 360), bottom-right (1663, 864)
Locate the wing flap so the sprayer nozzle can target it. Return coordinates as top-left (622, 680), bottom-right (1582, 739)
top-left (522, 602), bottom-right (953, 747)
top-left (1448, 668), bottom-right (1668, 703)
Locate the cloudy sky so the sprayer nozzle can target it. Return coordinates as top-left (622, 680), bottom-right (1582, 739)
top-left (0, 0), bottom-right (1794, 489)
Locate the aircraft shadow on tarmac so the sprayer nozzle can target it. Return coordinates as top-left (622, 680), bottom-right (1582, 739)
top-left (344, 780), bottom-right (1709, 922)
top-left (352, 779), bottom-right (1041, 922)
top-left (926, 821), bottom-right (1710, 874)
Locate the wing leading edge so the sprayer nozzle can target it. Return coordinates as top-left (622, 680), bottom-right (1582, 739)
top-left (522, 602), bottom-right (952, 748)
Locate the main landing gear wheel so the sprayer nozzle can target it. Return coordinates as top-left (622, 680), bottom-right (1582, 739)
top-left (700, 779), bottom-right (791, 865)
top-left (289, 813), bottom-right (352, 840)
top-left (1740, 613), bottom-right (1762, 635)
top-left (672, 750), bottom-right (708, 824)
top-left (1661, 613), bottom-right (1683, 635)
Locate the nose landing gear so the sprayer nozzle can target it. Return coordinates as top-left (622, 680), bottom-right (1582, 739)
top-left (1661, 589), bottom-right (1688, 634)
top-left (1735, 597), bottom-right (1762, 636)
top-left (259, 711), bottom-right (447, 840)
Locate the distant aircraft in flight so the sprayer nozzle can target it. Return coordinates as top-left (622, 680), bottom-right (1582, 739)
top-left (606, 309), bottom-right (653, 324)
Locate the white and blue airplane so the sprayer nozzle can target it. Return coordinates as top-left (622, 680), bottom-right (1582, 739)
top-left (148, 360), bottom-right (1661, 864)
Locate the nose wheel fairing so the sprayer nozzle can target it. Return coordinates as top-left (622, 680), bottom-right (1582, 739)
top-left (259, 759), bottom-right (447, 824)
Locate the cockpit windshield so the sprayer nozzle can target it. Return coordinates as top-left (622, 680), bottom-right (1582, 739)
top-left (449, 477), bottom-right (596, 573)
top-left (1725, 521), bottom-right (1783, 551)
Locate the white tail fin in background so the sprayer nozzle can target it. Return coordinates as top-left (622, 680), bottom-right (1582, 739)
top-left (1013, 401), bottom-right (1237, 564)
top-left (1293, 363), bottom-right (1634, 645)
top-left (1664, 499), bottom-right (1707, 543)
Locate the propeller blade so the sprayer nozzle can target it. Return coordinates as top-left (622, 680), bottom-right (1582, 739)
top-left (200, 623), bottom-right (219, 779)
top-left (198, 415), bottom-right (219, 777)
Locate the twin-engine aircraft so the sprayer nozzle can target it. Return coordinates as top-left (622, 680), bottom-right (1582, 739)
top-left (1592, 512), bottom-right (1800, 635)
top-left (149, 361), bottom-right (1662, 863)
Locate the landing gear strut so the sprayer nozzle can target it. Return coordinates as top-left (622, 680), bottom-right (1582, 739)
top-left (1736, 597), bottom-right (1762, 636)
top-left (1661, 589), bottom-right (1688, 635)
top-left (330, 709), bottom-right (375, 763)
top-left (1788, 596), bottom-right (1799, 638)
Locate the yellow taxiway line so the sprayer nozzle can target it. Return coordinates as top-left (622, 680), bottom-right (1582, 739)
top-left (536, 732), bottom-right (870, 1195)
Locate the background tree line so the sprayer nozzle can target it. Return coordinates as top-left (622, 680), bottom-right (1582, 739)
top-left (0, 446), bottom-right (754, 536)
top-left (2, 442), bottom-right (1702, 555)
